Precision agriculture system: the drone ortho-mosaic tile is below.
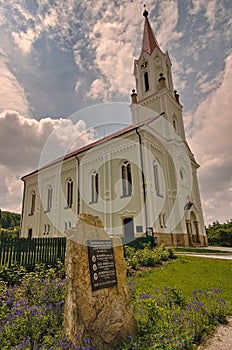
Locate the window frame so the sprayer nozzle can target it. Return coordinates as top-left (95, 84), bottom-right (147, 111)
top-left (121, 161), bottom-right (132, 197)
top-left (90, 171), bottom-right (99, 204)
top-left (66, 179), bottom-right (73, 208)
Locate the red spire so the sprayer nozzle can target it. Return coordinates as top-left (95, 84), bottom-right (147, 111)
top-left (142, 10), bottom-right (159, 55)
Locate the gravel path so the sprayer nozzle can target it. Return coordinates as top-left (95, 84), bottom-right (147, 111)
top-left (197, 317), bottom-right (232, 350)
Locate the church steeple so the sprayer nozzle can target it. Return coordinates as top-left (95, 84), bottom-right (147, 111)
top-left (142, 10), bottom-right (160, 55)
top-left (131, 9), bottom-right (186, 141)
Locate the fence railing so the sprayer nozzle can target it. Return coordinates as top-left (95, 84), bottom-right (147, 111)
top-left (0, 237), bottom-right (66, 268)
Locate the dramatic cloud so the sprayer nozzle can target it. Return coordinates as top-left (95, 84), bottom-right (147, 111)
top-left (0, 50), bottom-right (30, 116)
top-left (188, 53), bottom-right (232, 224)
top-left (0, 110), bottom-right (95, 212)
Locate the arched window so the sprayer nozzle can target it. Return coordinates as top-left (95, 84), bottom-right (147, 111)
top-left (66, 179), bottom-right (73, 208)
top-left (47, 185), bottom-right (53, 212)
top-left (122, 161), bottom-right (132, 197)
top-left (91, 171), bottom-right (99, 203)
top-left (144, 72), bottom-right (149, 92)
top-left (153, 160), bottom-right (162, 196)
top-left (30, 191), bottom-right (36, 215)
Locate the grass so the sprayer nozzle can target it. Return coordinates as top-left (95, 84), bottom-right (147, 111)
top-left (129, 255), bottom-right (232, 313)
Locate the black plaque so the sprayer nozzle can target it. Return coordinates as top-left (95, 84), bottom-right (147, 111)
top-left (87, 239), bottom-right (118, 291)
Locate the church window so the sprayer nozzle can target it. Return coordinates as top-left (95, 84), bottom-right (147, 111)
top-left (46, 185), bottom-right (53, 212)
top-left (122, 161), bottom-right (132, 197)
top-left (66, 179), bottom-right (73, 208)
top-left (153, 160), bottom-right (163, 196)
top-left (30, 191), bottom-right (36, 215)
top-left (144, 72), bottom-right (149, 92)
top-left (91, 171), bottom-right (99, 203)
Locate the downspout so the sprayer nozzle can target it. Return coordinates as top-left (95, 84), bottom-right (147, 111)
top-left (20, 179), bottom-right (26, 238)
top-left (75, 156), bottom-right (80, 215)
top-left (135, 128), bottom-right (148, 233)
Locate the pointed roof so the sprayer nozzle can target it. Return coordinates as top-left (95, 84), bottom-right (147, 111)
top-left (142, 10), bottom-right (159, 55)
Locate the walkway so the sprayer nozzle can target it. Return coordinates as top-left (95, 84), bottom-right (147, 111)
top-left (175, 246), bottom-right (232, 260)
top-left (197, 317), bottom-right (232, 350)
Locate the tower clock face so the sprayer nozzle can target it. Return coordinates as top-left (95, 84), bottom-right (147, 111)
top-left (155, 57), bottom-right (161, 65)
top-left (141, 60), bottom-right (148, 69)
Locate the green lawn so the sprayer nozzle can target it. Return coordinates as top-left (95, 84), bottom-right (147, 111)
top-left (129, 255), bottom-right (232, 312)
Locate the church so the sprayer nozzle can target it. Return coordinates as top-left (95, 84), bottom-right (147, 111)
top-left (20, 10), bottom-right (207, 247)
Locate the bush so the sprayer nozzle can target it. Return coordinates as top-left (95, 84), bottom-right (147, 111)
top-left (124, 243), bottom-right (176, 273)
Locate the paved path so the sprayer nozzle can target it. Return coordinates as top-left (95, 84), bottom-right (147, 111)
top-left (197, 317), bottom-right (232, 350)
top-left (175, 246), bottom-right (232, 260)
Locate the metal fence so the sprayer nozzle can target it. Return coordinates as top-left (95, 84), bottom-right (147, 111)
top-left (0, 237), bottom-right (66, 268)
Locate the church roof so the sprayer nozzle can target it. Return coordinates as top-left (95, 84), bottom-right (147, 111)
top-left (22, 113), bottom-right (163, 180)
top-left (142, 10), bottom-right (160, 55)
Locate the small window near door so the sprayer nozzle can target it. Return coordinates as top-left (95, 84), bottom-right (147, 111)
top-left (28, 228), bottom-right (32, 239)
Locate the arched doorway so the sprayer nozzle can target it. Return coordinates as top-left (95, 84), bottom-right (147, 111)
top-left (190, 212), bottom-right (200, 244)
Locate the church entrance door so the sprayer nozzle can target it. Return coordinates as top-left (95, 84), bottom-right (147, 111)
top-left (123, 218), bottom-right (134, 244)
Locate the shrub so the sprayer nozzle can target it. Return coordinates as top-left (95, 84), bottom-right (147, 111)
top-left (124, 244), bottom-right (176, 273)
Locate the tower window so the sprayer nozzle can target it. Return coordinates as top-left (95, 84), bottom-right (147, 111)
top-left (172, 116), bottom-right (178, 132)
top-left (91, 171), bottom-right (99, 203)
top-left (122, 161), bottom-right (132, 197)
top-left (66, 179), bottom-right (73, 208)
top-left (144, 72), bottom-right (149, 92)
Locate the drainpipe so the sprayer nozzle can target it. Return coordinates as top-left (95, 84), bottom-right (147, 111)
top-left (20, 179), bottom-right (26, 237)
top-left (135, 128), bottom-right (148, 233)
top-left (75, 156), bottom-right (80, 215)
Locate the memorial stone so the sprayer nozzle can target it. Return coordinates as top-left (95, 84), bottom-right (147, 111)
top-left (64, 213), bottom-right (135, 350)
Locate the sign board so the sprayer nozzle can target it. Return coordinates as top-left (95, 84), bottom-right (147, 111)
top-left (87, 239), bottom-right (117, 291)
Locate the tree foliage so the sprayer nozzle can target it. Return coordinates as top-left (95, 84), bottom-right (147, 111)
top-left (206, 220), bottom-right (232, 247)
top-left (0, 210), bottom-right (21, 238)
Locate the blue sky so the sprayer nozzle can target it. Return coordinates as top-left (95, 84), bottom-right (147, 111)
top-left (0, 0), bottom-right (231, 225)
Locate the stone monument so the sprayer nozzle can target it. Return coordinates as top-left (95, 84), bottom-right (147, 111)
top-left (64, 213), bottom-right (135, 349)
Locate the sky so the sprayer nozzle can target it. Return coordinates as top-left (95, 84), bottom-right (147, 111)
top-left (0, 0), bottom-right (231, 225)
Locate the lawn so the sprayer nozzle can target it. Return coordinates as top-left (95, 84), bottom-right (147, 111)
top-left (129, 255), bottom-right (232, 312)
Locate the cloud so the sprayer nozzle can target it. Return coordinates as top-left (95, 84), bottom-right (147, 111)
top-left (0, 50), bottom-right (30, 116)
top-left (0, 110), bottom-right (95, 212)
top-left (155, 0), bottom-right (182, 48)
top-left (188, 53), bottom-right (232, 224)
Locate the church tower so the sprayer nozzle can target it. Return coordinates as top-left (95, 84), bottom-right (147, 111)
top-left (131, 9), bottom-right (186, 142)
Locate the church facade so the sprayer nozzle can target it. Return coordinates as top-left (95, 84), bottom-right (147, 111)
top-left (20, 11), bottom-right (207, 247)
